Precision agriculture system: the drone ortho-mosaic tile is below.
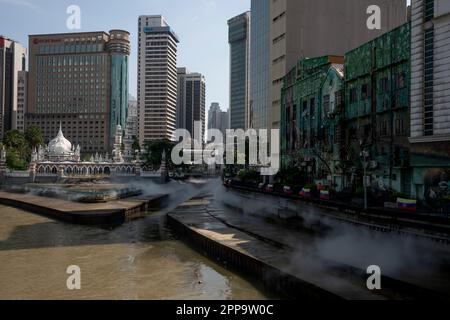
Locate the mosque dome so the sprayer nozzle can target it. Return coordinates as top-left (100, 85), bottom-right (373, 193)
top-left (48, 125), bottom-right (72, 155)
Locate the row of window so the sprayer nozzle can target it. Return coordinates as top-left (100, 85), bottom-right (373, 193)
top-left (37, 43), bottom-right (104, 55)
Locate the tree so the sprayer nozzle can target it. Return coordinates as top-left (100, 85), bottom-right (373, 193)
top-left (2, 130), bottom-right (29, 170)
top-left (132, 136), bottom-right (141, 152)
top-left (25, 125), bottom-right (44, 150)
top-left (6, 149), bottom-right (28, 170)
top-left (143, 139), bottom-right (175, 168)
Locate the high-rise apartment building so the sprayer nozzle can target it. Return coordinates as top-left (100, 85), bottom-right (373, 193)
top-left (268, 0), bottom-right (407, 131)
top-left (408, 0), bottom-right (450, 199)
top-left (228, 12), bottom-right (251, 130)
top-left (207, 102), bottom-right (229, 141)
top-left (27, 30), bottom-right (130, 153)
top-left (250, 0), bottom-right (270, 130)
top-left (176, 67), bottom-right (206, 141)
top-left (137, 15), bottom-right (179, 144)
top-left (410, 0), bottom-right (450, 142)
top-left (0, 36), bottom-right (27, 139)
top-left (16, 71), bottom-right (27, 133)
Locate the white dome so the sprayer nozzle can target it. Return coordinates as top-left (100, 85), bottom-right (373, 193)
top-left (48, 126), bottom-right (72, 155)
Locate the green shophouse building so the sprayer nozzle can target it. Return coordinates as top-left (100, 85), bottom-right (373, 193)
top-left (281, 55), bottom-right (346, 190)
top-left (343, 23), bottom-right (411, 195)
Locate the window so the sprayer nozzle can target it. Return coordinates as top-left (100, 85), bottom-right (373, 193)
top-left (350, 88), bottom-right (358, 104)
top-left (425, 0), bottom-right (434, 22)
top-left (424, 27), bottom-right (434, 136)
top-left (323, 94), bottom-right (330, 115)
top-left (310, 98), bottom-right (316, 117)
top-left (395, 72), bottom-right (406, 89)
top-left (361, 84), bottom-right (369, 99)
top-left (380, 77), bottom-right (388, 93)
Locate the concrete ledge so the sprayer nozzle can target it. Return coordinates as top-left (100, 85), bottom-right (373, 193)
top-left (167, 212), bottom-right (342, 300)
top-left (0, 191), bottom-right (168, 226)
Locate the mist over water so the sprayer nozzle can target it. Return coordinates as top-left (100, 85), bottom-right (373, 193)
top-left (213, 183), bottom-right (450, 292)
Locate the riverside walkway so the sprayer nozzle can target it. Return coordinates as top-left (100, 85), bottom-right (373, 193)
top-left (167, 194), bottom-right (450, 300)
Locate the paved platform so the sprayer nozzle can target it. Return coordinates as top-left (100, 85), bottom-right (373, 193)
top-left (168, 194), bottom-right (450, 300)
top-left (168, 197), bottom-right (394, 300)
top-left (0, 191), bottom-right (168, 226)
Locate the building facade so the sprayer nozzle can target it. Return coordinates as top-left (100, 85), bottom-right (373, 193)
top-left (250, 0), bottom-right (270, 130)
top-left (137, 15), bottom-right (179, 144)
top-left (176, 68), bottom-right (206, 141)
top-left (281, 56), bottom-right (345, 190)
top-left (0, 36), bottom-right (27, 139)
top-left (16, 71), bottom-right (27, 133)
top-left (343, 23), bottom-right (411, 195)
top-left (27, 30), bottom-right (130, 154)
top-left (207, 102), bottom-right (229, 141)
top-left (228, 12), bottom-right (251, 130)
top-left (123, 98), bottom-right (138, 161)
top-left (269, 0), bottom-right (407, 132)
top-left (281, 23), bottom-right (411, 195)
top-left (409, 0), bottom-right (450, 201)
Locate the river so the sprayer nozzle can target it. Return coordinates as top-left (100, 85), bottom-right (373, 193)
top-left (0, 204), bottom-right (269, 300)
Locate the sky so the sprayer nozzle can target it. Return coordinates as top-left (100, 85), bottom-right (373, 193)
top-left (0, 0), bottom-right (250, 111)
top-left (0, 0), bottom-right (411, 113)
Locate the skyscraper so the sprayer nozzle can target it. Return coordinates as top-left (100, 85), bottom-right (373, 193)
top-left (228, 12), bottom-right (251, 131)
top-left (410, 0), bottom-right (450, 142)
top-left (0, 36), bottom-right (27, 139)
top-left (176, 67), bottom-right (206, 141)
top-left (16, 71), bottom-right (27, 133)
top-left (250, 0), bottom-right (270, 130)
top-left (207, 102), bottom-right (230, 141)
top-left (27, 30), bottom-right (130, 153)
top-left (137, 15), bottom-right (179, 144)
top-left (408, 0), bottom-right (450, 199)
top-left (268, 0), bottom-right (407, 131)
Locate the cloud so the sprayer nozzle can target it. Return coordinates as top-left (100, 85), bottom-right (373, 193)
top-left (0, 0), bottom-right (41, 12)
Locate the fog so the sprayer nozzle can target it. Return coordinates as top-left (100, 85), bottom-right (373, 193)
top-left (211, 180), bottom-right (450, 292)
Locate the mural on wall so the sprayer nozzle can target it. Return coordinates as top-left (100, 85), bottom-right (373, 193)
top-left (423, 169), bottom-right (450, 205)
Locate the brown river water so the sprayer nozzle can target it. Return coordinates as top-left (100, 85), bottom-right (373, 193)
top-left (0, 204), bottom-right (269, 300)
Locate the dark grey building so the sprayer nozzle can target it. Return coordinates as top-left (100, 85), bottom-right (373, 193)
top-left (250, 0), bottom-right (270, 130)
top-left (228, 12), bottom-right (251, 131)
top-left (177, 68), bottom-right (206, 141)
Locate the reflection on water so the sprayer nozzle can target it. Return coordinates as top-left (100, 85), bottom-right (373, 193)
top-left (0, 205), bottom-right (268, 300)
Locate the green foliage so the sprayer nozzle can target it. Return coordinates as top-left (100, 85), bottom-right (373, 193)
top-left (304, 183), bottom-right (318, 193)
top-left (6, 149), bottom-right (28, 170)
top-left (3, 130), bottom-right (27, 151)
top-left (132, 136), bottom-right (141, 152)
top-left (389, 191), bottom-right (411, 202)
top-left (2, 126), bottom-right (45, 170)
top-left (237, 169), bottom-right (261, 183)
top-left (143, 139), bottom-right (175, 167)
top-left (25, 125), bottom-right (44, 149)
top-left (276, 168), bottom-right (307, 188)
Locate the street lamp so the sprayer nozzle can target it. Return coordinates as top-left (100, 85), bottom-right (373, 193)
top-left (360, 150), bottom-right (370, 210)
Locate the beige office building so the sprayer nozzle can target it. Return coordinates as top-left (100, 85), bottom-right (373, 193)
top-left (268, 0), bottom-right (407, 131)
top-left (137, 15), bottom-right (179, 144)
top-left (27, 30), bottom-right (130, 153)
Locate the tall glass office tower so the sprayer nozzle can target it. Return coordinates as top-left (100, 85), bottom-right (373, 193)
top-left (250, 0), bottom-right (270, 130)
top-left (228, 12), bottom-right (250, 130)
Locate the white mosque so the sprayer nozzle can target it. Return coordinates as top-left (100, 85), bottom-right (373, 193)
top-left (28, 124), bottom-right (140, 180)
